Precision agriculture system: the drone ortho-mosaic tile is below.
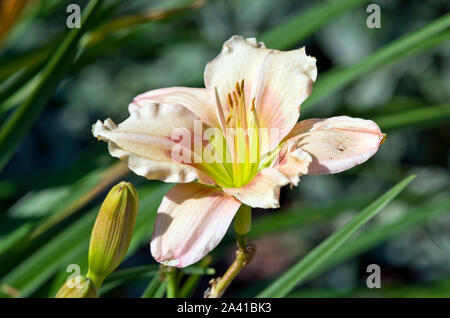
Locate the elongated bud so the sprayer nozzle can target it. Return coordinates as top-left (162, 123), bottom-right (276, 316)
top-left (233, 204), bottom-right (251, 235)
top-left (55, 275), bottom-right (98, 298)
top-left (86, 182), bottom-right (138, 288)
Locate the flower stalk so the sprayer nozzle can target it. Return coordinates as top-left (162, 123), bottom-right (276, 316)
top-left (165, 266), bottom-right (178, 298)
top-left (206, 205), bottom-right (255, 298)
top-left (206, 241), bottom-right (256, 298)
top-left (233, 205), bottom-right (251, 237)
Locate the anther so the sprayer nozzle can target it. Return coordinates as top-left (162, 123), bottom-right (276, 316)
top-left (227, 94), bottom-right (233, 109)
top-left (235, 82), bottom-right (241, 97)
top-left (232, 92), bottom-right (239, 106)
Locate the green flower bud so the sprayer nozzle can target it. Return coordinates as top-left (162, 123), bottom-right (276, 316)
top-left (233, 204), bottom-right (251, 236)
top-left (55, 275), bottom-right (98, 298)
top-left (86, 181), bottom-right (138, 288)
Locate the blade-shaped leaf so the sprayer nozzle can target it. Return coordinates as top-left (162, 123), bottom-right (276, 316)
top-left (307, 195), bottom-right (450, 283)
top-left (260, 0), bottom-right (370, 49)
top-left (0, 0), bottom-right (103, 171)
top-left (0, 183), bottom-right (169, 297)
top-left (257, 174), bottom-right (416, 298)
top-left (303, 14), bottom-right (450, 109)
top-left (141, 275), bottom-right (162, 298)
top-left (374, 104), bottom-right (450, 131)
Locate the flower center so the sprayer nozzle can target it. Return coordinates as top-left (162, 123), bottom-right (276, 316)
top-left (196, 79), bottom-right (271, 188)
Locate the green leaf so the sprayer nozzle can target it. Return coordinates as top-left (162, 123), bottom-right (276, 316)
top-left (153, 281), bottom-right (167, 298)
top-left (29, 162), bottom-right (130, 238)
top-left (374, 104), bottom-right (450, 131)
top-left (249, 197), bottom-right (372, 239)
top-left (303, 15), bottom-right (450, 110)
top-left (255, 194), bottom-right (450, 298)
top-left (0, 162), bottom-right (128, 260)
top-left (0, 223), bottom-right (33, 257)
top-left (306, 195), bottom-right (450, 282)
top-left (256, 174), bottom-right (416, 298)
top-left (0, 41), bottom-right (54, 83)
top-left (0, 0), bottom-right (202, 106)
top-left (100, 265), bottom-right (160, 294)
top-left (0, 0), bottom-right (104, 172)
top-left (260, 0), bottom-right (370, 49)
top-left (1, 209), bottom-right (94, 297)
top-left (0, 183), bottom-right (169, 297)
top-left (141, 275), bottom-right (162, 298)
top-left (183, 267), bottom-right (215, 276)
top-left (287, 277), bottom-right (450, 298)
top-left (179, 256), bottom-right (214, 298)
top-left (377, 278), bottom-right (450, 298)
top-left (0, 0), bottom-right (123, 83)
top-left (0, 62), bottom-right (44, 115)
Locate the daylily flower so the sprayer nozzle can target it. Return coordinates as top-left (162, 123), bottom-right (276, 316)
top-left (93, 36), bottom-right (384, 268)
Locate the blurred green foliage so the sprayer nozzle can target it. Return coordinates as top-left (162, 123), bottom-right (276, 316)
top-left (0, 0), bottom-right (449, 298)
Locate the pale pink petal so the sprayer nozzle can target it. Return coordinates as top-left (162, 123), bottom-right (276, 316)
top-left (223, 168), bottom-right (290, 209)
top-left (93, 102), bottom-right (202, 183)
top-left (252, 48), bottom-right (317, 144)
top-left (284, 116), bottom-right (384, 175)
top-left (273, 140), bottom-right (312, 186)
top-left (223, 142), bottom-right (312, 208)
top-left (204, 36), bottom-right (266, 111)
top-left (204, 35), bottom-right (317, 144)
top-left (151, 183), bottom-right (241, 267)
top-left (130, 87), bottom-right (219, 128)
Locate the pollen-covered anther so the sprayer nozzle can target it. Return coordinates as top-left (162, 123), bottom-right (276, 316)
top-left (235, 81), bottom-right (242, 97)
top-left (232, 91), bottom-right (239, 106)
top-left (227, 94), bottom-right (234, 109)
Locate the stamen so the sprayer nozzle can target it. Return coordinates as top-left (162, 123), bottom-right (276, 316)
top-left (227, 94), bottom-right (234, 110)
top-left (232, 91), bottom-right (239, 106)
top-left (235, 82), bottom-right (241, 97)
top-left (208, 80), bottom-right (264, 187)
top-left (239, 79), bottom-right (250, 176)
top-left (214, 87), bottom-right (227, 132)
top-left (251, 97), bottom-right (261, 165)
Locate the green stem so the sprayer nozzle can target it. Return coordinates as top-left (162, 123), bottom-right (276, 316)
top-left (180, 256), bottom-right (213, 298)
top-left (141, 275), bottom-right (161, 298)
top-left (205, 205), bottom-right (255, 298)
top-left (165, 266), bottom-right (178, 298)
top-left (206, 236), bottom-right (256, 298)
top-left (234, 205), bottom-right (251, 236)
top-left (154, 282), bottom-right (167, 298)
